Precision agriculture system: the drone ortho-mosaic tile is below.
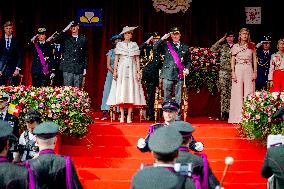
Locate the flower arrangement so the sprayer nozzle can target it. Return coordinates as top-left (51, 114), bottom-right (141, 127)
top-left (240, 91), bottom-right (284, 144)
top-left (187, 47), bottom-right (220, 93)
top-left (0, 86), bottom-right (93, 137)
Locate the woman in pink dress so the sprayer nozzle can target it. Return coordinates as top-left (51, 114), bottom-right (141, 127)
top-left (228, 28), bottom-right (257, 123)
top-left (107, 26), bottom-right (146, 123)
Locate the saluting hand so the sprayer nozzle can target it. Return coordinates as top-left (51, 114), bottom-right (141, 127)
top-left (13, 69), bottom-right (19, 76)
top-left (218, 34), bottom-right (227, 43)
top-left (161, 33), bottom-right (171, 40)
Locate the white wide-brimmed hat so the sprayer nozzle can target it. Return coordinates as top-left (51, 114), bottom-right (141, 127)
top-left (119, 26), bottom-right (138, 35)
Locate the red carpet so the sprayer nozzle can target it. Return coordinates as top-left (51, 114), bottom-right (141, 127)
top-left (61, 117), bottom-right (267, 189)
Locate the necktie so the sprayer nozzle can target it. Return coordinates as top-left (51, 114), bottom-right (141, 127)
top-left (6, 38), bottom-right (10, 49)
top-left (174, 43), bottom-right (179, 49)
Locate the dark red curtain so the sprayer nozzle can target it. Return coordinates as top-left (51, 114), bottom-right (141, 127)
top-left (0, 0), bottom-right (283, 116)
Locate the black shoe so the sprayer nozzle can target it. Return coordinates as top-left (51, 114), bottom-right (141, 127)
top-left (221, 112), bottom-right (229, 121)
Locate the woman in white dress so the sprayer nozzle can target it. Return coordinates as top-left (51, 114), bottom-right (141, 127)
top-left (107, 26), bottom-right (146, 123)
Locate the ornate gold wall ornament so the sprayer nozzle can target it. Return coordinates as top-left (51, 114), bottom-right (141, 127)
top-left (152, 0), bottom-right (192, 14)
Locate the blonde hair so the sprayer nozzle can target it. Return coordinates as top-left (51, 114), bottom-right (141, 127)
top-left (238, 28), bottom-right (251, 44)
top-left (277, 39), bottom-right (284, 50)
top-left (4, 21), bottom-right (13, 28)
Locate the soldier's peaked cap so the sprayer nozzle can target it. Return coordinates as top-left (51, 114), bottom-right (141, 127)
top-left (33, 121), bottom-right (59, 139)
top-left (149, 127), bottom-right (182, 154)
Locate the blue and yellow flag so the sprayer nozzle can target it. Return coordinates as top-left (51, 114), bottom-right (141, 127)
top-left (77, 8), bottom-right (103, 27)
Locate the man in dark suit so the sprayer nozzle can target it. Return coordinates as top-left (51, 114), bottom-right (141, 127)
top-left (0, 92), bottom-right (19, 138)
top-left (26, 121), bottom-right (83, 188)
top-left (155, 27), bottom-right (191, 120)
top-left (54, 21), bottom-right (88, 88)
top-left (0, 120), bottom-right (28, 189)
top-left (140, 32), bottom-right (163, 121)
top-left (30, 27), bottom-right (55, 87)
top-left (0, 21), bottom-right (22, 86)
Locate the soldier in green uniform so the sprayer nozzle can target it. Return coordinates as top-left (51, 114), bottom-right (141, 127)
top-left (131, 126), bottom-right (196, 189)
top-left (170, 121), bottom-right (221, 189)
top-left (0, 120), bottom-right (28, 189)
top-left (156, 27), bottom-right (191, 120)
top-left (210, 31), bottom-right (235, 121)
top-left (139, 32), bottom-right (163, 121)
top-left (26, 122), bottom-right (83, 189)
top-left (261, 144), bottom-right (284, 189)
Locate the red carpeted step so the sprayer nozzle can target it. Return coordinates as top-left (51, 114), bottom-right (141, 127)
top-left (83, 180), bottom-right (130, 189)
top-left (86, 123), bottom-right (239, 138)
top-left (76, 168), bottom-right (266, 184)
top-left (82, 180), bottom-right (266, 189)
top-left (62, 135), bottom-right (267, 150)
top-left (71, 156), bottom-right (264, 172)
top-left (61, 145), bottom-right (265, 161)
top-left (61, 119), bottom-right (267, 189)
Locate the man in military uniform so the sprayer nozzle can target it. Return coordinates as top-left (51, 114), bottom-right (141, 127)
top-left (131, 126), bottom-right (196, 189)
top-left (0, 21), bottom-right (22, 86)
top-left (156, 27), bottom-right (191, 120)
top-left (30, 28), bottom-right (55, 87)
top-left (137, 100), bottom-right (203, 153)
top-left (210, 31), bottom-right (235, 121)
top-left (0, 120), bottom-right (28, 188)
top-left (53, 21), bottom-right (88, 88)
top-left (255, 35), bottom-right (273, 91)
top-left (139, 32), bottom-right (162, 121)
top-left (26, 121), bottom-right (83, 188)
top-left (171, 121), bottom-right (221, 189)
top-left (0, 92), bottom-right (19, 138)
top-left (261, 143), bottom-right (284, 189)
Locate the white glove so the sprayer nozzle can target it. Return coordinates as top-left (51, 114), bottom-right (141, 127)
top-left (183, 68), bottom-right (189, 75)
top-left (30, 34), bottom-right (39, 43)
top-left (46, 31), bottom-right (58, 42)
top-left (161, 33), bottom-right (171, 40)
top-left (215, 186), bottom-right (224, 189)
top-left (50, 73), bottom-right (55, 79)
top-left (137, 138), bottom-right (146, 149)
top-left (256, 41), bottom-right (263, 49)
top-left (63, 21), bottom-right (74, 32)
top-left (145, 36), bottom-right (153, 44)
top-left (83, 69), bottom-right (87, 76)
top-left (195, 142), bottom-right (204, 152)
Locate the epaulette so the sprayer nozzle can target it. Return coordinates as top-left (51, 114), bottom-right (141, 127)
top-left (148, 123), bottom-right (164, 134)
